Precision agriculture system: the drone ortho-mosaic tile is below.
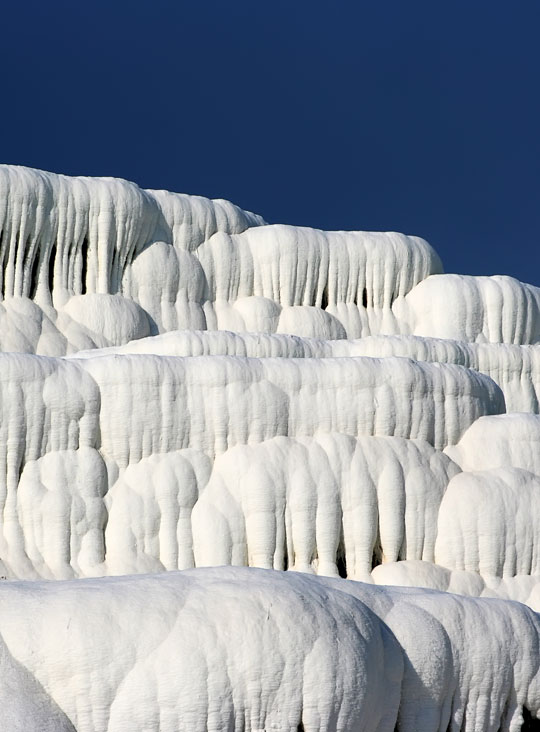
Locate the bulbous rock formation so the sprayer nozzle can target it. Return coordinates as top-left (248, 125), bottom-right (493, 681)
top-left (1, 165), bottom-right (540, 731)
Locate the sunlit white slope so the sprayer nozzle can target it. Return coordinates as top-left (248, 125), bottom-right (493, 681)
top-left (70, 328), bottom-right (332, 359)
top-left (0, 164), bottom-right (265, 352)
top-left (75, 329), bottom-right (540, 413)
top-left (190, 435), bottom-right (458, 580)
top-left (0, 352), bottom-right (503, 579)
top-left (445, 413), bottom-right (540, 473)
top-left (1, 567), bottom-right (539, 732)
top-left (0, 569), bottom-right (402, 732)
top-left (332, 335), bottom-right (540, 412)
top-left (3, 164), bottom-right (540, 348)
top-left (401, 273), bottom-right (540, 344)
top-left (372, 561), bottom-right (540, 613)
top-left (434, 468), bottom-right (540, 577)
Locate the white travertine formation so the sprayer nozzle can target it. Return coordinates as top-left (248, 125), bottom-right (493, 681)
top-left (0, 165), bottom-right (265, 352)
top-left (4, 164), bottom-right (540, 350)
top-left (105, 449), bottom-right (212, 577)
top-left (0, 164), bottom-right (445, 349)
top-left (72, 328), bottom-right (332, 359)
top-left (372, 560), bottom-right (540, 612)
top-left (0, 352), bottom-right (496, 579)
top-left (0, 569), bottom-right (402, 732)
top-left (77, 330), bottom-right (540, 413)
top-left (192, 224), bottom-right (441, 338)
top-left (2, 567), bottom-right (540, 732)
top-left (191, 434), bottom-right (458, 579)
top-left (0, 434), bottom-right (457, 582)
top-left (17, 448), bottom-right (108, 580)
top-left (330, 334), bottom-right (540, 413)
top-left (402, 273), bottom-right (540, 344)
top-left (0, 165), bottom-right (264, 302)
top-left (3, 165), bottom-right (540, 729)
top-left (77, 354), bottom-right (500, 460)
top-left (445, 413), bottom-right (540, 473)
top-left (333, 574), bottom-right (540, 732)
top-left (434, 468), bottom-right (540, 578)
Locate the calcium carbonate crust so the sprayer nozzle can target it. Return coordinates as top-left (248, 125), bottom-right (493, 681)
top-left (2, 165), bottom-right (540, 731)
top-left (75, 329), bottom-right (540, 414)
top-left (1, 567), bottom-right (539, 732)
top-left (0, 351), bottom-right (505, 581)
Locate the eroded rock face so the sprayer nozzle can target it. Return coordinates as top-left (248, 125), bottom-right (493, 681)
top-left (1, 164), bottom-right (540, 730)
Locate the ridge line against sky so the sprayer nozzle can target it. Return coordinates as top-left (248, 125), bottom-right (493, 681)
top-left (1, 0), bottom-right (539, 284)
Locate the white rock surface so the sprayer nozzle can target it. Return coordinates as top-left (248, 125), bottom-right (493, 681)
top-left (402, 273), bottom-right (540, 344)
top-left (0, 164), bottom-right (265, 352)
top-left (445, 412), bottom-right (540, 473)
top-left (0, 351), bottom-right (504, 580)
top-left (0, 569), bottom-right (403, 732)
top-left (435, 468), bottom-right (540, 578)
top-left (4, 164), bottom-right (540, 349)
top-left (1, 567), bottom-right (539, 732)
top-left (70, 328), bottom-right (333, 359)
top-left (74, 329), bottom-right (540, 414)
top-left (372, 560), bottom-right (540, 611)
top-left (2, 165), bottom-right (540, 729)
top-left (331, 334), bottom-right (540, 412)
top-left (191, 434), bottom-right (458, 579)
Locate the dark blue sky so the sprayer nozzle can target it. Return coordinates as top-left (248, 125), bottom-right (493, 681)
top-left (2, 2), bottom-right (539, 283)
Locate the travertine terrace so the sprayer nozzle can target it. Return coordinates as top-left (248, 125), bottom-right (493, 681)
top-left (1, 165), bottom-right (540, 731)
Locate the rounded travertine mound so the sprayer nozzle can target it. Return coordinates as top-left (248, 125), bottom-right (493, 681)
top-left (276, 305), bottom-right (347, 339)
top-left (105, 449), bottom-right (213, 576)
top-left (0, 567), bottom-right (539, 732)
top-left (17, 448), bottom-right (108, 579)
top-left (191, 434), bottom-right (458, 579)
top-left (434, 468), bottom-right (540, 578)
top-left (445, 413), bottom-right (540, 473)
top-left (195, 224), bottom-right (442, 338)
top-left (372, 560), bottom-right (540, 611)
top-left (402, 273), bottom-right (540, 344)
top-left (148, 187), bottom-right (266, 253)
top-left (326, 574), bottom-right (540, 732)
top-left (60, 294), bottom-right (151, 347)
top-left (0, 568), bottom-right (402, 732)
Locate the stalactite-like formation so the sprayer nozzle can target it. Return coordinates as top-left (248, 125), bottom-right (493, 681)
top-left (1, 165), bottom-right (540, 731)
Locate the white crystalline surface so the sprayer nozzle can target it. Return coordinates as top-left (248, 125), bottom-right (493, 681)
top-left (1, 165), bottom-right (540, 730)
top-left (2, 567), bottom-right (540, 732)
top-left (77, 330), bottom-right (540, 413)
top-left (0, 352), bottom-right (502, 579)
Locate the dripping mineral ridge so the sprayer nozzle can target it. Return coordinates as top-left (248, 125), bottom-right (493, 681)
top-left (0, 165), bottom-right (539, 732)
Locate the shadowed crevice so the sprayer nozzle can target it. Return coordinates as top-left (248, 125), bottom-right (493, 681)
top-left (522, 708), bottom-right (540, 730)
